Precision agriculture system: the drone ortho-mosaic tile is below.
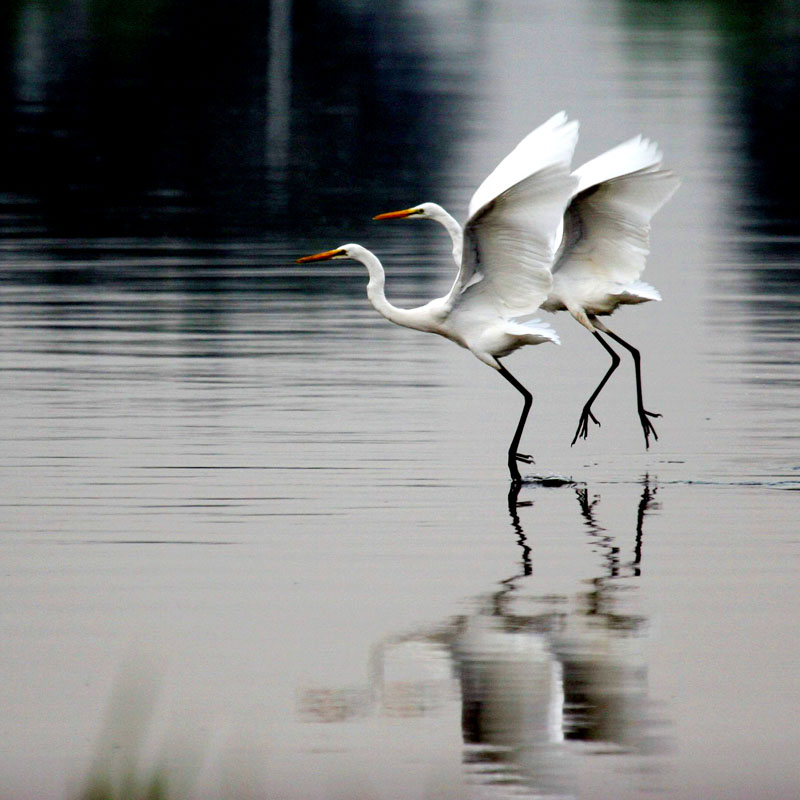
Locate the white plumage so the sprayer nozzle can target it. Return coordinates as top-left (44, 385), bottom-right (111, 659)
top-left (299, 112), bottom-right (581, 482)
top-left (467, 111), bottom-right (579, 219)
top-left (374, 130), bottom-right (680, 448)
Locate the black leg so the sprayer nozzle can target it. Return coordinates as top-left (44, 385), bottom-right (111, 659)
top-left (633, 475), bottom-right (656, 576)
top-left (572, 331), bottom-right (621, 446)
top-left (507, 481), bottom-right (532, 576)
top-left (497, 361), bottom-right (534, 484)
top-left (602, 327), bottom-right (661, 448)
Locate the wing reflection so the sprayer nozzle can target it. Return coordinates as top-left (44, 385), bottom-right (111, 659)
top-left (550, 482), bottom-right (656, 753)
top-left (453, 478), bottom-right (661, 796)
top-left (298, 477), bottom-right (667, 798)
top-left (453, 588), bottom-right (568, 795)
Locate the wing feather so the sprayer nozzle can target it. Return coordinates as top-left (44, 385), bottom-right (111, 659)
top-left (553, 168), bottom-right (680, 287)
top-left (572, 136), bottom-right (663, 194)
top-left (443, 113), bottom-right (580, 315)
top-left (455, 164), bottom-right (579, 316)
top-left (467, 111), bottom-right (579, 220)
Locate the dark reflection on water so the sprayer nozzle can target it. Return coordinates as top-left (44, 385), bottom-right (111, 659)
top-left (0, 0), bottom-right (474, 243)
top-left (0, 243), bottom-right (445, 369)
top-left (713, 1), bottom-right (800, 402)
top-left (620, 0), bottom-right (800, 421)
top-left (628, 0), bottom-right (800, 285)
top-left (707, 0), bottom-right (800, 360)
top-left (708, 2), bottom-right (800, 241)
top-left (299, 478), bottom-right (665, 798)
top-left (2, 0), bottom-right (271, 238)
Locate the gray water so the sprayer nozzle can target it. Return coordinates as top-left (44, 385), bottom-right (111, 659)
top-left (1, 1), bottom-right (799, 798)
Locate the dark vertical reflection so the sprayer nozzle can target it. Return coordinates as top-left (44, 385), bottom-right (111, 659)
top-left (507, 482), bottom-right (533, 576)
top-left (710, 1), bottom-right (800, 240)
top-left (1, 0), bottom-right (274, 238)
top-left (288, 0), bottom-right (475, 235)
top-left (709, 0), bottom-right (800, 360)
top-left (0, 0), bottom-right (474, 244)
top-left (621, 0), bottom-right (800, 324)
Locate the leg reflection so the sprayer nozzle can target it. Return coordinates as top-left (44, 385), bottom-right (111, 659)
top-left (549, 476), bottom-right (660, 748)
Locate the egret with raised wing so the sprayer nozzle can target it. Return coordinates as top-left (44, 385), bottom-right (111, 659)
top-left (298, 112), bottom-right (580, 483)
top-left (375, 135), bottom-right (680, 448)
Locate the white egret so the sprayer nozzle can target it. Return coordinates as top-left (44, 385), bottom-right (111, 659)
top-left (375, 136), bottom-right (680, 448)
top-left (298, 112), bottom-right (580, 483)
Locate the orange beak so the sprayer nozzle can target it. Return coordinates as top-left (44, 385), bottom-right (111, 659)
top-left (373, 207), bottom-right (420, 220)
top-left (296, 248), bottom-right (345, 264)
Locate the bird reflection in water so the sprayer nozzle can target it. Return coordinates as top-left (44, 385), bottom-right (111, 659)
top-left (550, 482), bottom-right (655, 750)
top-left (454, 478), bottom-right (662, 796)
top-left (455, 484), bottom-right (566, 795)
top-left (298, 477), bottom-right (666, 798)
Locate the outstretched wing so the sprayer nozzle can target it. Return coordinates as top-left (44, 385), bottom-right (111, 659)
top-left (572, 135), bottom-right (663, 195)
top-left (553, 167), bottom-right (680, 287)
top-left (446, 112), bottom-right (580, 315)
top-left (453, 164), bottom-right (579, 316)
top-left (467, 111), bottom-right (579, 219)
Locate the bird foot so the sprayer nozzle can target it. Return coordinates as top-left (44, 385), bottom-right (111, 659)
top-left (571, 407), bottom-right (601, 446)
top-left (639, 409), bottom-right (660, 449)
top-left (508, 452), bottom-right (534, 484)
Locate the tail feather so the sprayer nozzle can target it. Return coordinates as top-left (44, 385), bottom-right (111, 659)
top-left (511, 317), bottom-right (561, 344)
top-left (616, 280), bottom-right (662, 302)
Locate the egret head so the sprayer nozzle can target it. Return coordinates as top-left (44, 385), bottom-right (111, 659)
top-left (296, 244), bottom-right (361, 264)
top-left (373, 202), bottom-right (446, 222)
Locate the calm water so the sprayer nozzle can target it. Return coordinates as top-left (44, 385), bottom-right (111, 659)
top-left (1, 1), bottom-right (799, 798)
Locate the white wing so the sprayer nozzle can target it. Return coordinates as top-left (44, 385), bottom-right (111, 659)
top-left (468, 111), bottom-right (579, 219)
top-left (572, 136), bottom-right (663, 195)
top-left (453, 164), bottom-right (579, 316)
top-left (444, 113), bottom-right (580, 315)
top-left (553, 167), bottom-right (680, 287)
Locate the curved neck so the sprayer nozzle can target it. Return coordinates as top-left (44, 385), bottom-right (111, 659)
top-left (430, 206), bottom-right (464, 266)
top-left (350, 246), bottom-right (423, 331)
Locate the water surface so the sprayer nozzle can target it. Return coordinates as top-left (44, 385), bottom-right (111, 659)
top-left (0, 1), bottom-right (798, 798)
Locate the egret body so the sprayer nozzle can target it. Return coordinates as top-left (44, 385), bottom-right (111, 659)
top-left (376, 136), bottom-right (680, 448)
top-left (299, 112), bottom-right (581, 483)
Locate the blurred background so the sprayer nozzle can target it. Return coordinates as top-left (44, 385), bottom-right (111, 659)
top-left (1, 0), bottom-right (798, 242)
top-left (0, 2), bottom-right (798, 799)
